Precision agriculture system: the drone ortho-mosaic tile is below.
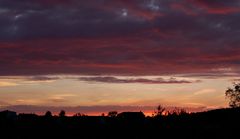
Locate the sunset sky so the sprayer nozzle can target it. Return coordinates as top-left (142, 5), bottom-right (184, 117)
top-left (0, 0), bottom-right (240, 115)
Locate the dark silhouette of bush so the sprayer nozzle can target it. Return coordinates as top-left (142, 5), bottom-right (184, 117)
top-left (153, 105), bottom-right (165, 117)
top-left (73, 113), bottom-right (82, 117)
top-left (166, 107), bottom-right (187, 116)
top-left (226, 83), bottom-right (240, 108)
top-left (108, 111), bottom-right (118, 117)
top-left (45, 111), bottom-right (52, 117)
top-left (59, 110), bottom-right (66, 117)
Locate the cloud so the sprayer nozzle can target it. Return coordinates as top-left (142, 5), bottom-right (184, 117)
top-left (0, 0), bottom-right (239, 76)
top-left (193, 89), bottom-right (216, 95)
top-left (0, 37), bottom-right (239, 76)
top-left (79, 76), bottom-right (200, 84)
top-left (0, 101), bottom-right (9, 107)
top-left (48, 94), bottom-right (77, 103)
top-left (1, 0), bottom-right (240, 40)
top-left (231, 79), bottom-right (240, 82)
top-left (190, 0), bottom-right (240, 14)
top-left (27, 76), bottom-right (60, 81)
top-left (48, 98), bottom-right (67, 103)
top-left (179, 72), bottom-right (240, 79)
top-left (0, 81), bottom-right (18, 87)
top-left (23, 76), bottom-right (60, 83)
top-left (0, 76), bottom-right (60, 86)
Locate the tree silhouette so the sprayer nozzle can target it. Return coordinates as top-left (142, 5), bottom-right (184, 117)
top-left (73, 113), bottom-right (82, 117)
top-left (59, 110), bottom-right (66, 117)
top-left (108, 111), bottom-right (118, 117)
top-left (226, 83), bottom-right (240, 108)
top-left (45, 111), bottom-right (52, 117)
top-left (166, 107), bottom-right (187, 116)
top-left (153, 105), bottom-right (165, 117)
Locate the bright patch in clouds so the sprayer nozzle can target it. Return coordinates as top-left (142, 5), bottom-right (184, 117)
top-left (193, 89), bottom-right (217, 95)
top-left (0, 81), bottom-right (18, 87)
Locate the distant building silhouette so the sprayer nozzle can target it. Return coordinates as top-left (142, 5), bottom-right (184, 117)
top-left (18, 113), bottom-right (38, 120)
top-left (117, 112), bottom-right (145, 120)
top-left (0, 110), bottom-right (17, 120)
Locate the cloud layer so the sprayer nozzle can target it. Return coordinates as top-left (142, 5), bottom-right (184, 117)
top-left (0, 0), bottom-right (239, 76)
top-left (80, 76), bottom-right (200, 84)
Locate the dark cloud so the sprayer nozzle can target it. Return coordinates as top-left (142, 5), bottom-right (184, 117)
top-left (27, 76), bottom-right (60, 81)
top-left (0, 37), bottom-right (239, 76)
top-left (170, 0), bottom-right (240, 14)
top-left (1, 0), bottom-right (239, 41)
top-left (180, 72), bottom-right (240, 79)
top-left (0, 0), bottom-right (239, 76)
top-left (195, 0), bottom-right (239, 6)
top-left (79, 76), bottom-right (200, 84)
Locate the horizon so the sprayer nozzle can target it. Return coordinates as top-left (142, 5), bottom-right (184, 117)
top-left (0, 104), bottom-right (223, 116)
top-left (0, 0), bottom-right (240, 114)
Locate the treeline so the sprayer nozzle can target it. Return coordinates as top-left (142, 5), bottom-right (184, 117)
top-left (0, 107), bottom-right (240, 139)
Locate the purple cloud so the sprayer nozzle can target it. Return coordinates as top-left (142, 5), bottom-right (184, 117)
top-left (79, 76), bottom-right (200, 84)
top-left (27, 76), bottom-right (60, 81)
top-left (0, 0), bottom-right (239, 76)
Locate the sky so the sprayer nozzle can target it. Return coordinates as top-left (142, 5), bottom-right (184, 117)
top-left (0, 0), bottom-right (240, 115)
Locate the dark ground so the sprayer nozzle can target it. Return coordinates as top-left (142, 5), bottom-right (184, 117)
top-left (0, 108), bottom-right (240, 139)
